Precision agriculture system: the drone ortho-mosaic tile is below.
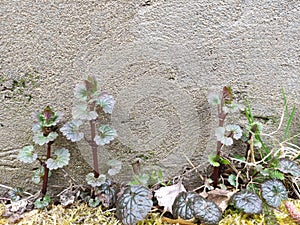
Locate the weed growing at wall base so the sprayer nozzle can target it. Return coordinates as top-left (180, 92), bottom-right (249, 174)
top-left (60, 76), bottom-right (119, 187)
top-left (5, 84), bottom-right (300, 225)
top-left (17, 106), bottom-right (70, 208)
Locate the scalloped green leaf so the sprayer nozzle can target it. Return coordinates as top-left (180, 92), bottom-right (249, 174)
top-left (193, 198), bottom-right (222, 225)
top-left (72, 103), bottom-right (98, 121)
top-left (33, 131), bottom-right (58, 145)
top-left (96, 93), bottom-right (115, 114)
top-left (208, 155), bottom-right (220, 167)
top-left (17, 146), bottom-right (37, 163)
top-left (208, 92), bottom-right (221, 105)
top-left (225, 124), bottom-right (242, 140)
top-left (129, 174), bottom-right (150, 186)
top-left (116, 185), bottom-right (153, 225)
top-left (88, 198), bottom-right (100, 208)
top-left (94, 125), bottom-right (117, 146)
top-left (232, 154), bottom-right (246, 162)
top-left (215, 127), bottom-right (233, 146)
top-left (107, 159), bottom-right (122, 176)
top-left (261, 179), bottom-right (287, 208)
top-left (8, 187), bottom-right (24, 202)
top-left (32, 167), bottom-right (51, 184)
top-left (172, 192), bottom-right (198, 220)
top-left (46, 148), bottom-right (70, 170)
top-left (32, 123), bottom-right (42, 133)
top-left (60, 120), bottom-right (84, 142)
top-left (228, 174), bottom-right (237, 187)
top-left (34, 195), bottom-right (50, 209)
top-left (86, 173), bottom-right (106, 187)
top-left (74, 83), bottom-right (88, 101)
top-left (231, 190), bottom-right (262, 214)
top-left (278, 158), bottom-right (300, 177)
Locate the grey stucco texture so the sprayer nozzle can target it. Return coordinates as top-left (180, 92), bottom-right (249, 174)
top-left (0, 0), bottom-right (299, 193)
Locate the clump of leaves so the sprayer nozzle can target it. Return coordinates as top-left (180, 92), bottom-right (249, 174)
top-left (172, 191), bottom-right (222, 225)
top-left (129, 169), bottom-right (168, 187)
top-left (231, 179), bottom-right (288, 215)
top-left (17, 106), bottom-right (70, 208)
top-left (60, 76), bottom-right (119, 187)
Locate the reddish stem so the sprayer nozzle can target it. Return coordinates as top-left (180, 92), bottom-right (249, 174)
top-left (88, 102), bottom-right (99, 178)
top-left (41, 141), bottom-right (53, 196)
top-left (213, 100), bottom-right (227, 188)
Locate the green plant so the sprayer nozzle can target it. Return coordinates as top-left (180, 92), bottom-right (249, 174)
top-left (60, 76), bottom-right (119, 187)
top-left (172, 191), bottom-right (222, 225)
top-left (227, 95), bottom-right (300, 219)
top-left (207, 86), bottom-right (243, 187)
top-left (129, 169), bottom-right (169, 187)
top-left (17, 106), bottom-right (70, 208)
top-left (231, 179), bottom-right (288, 216)
top-left (116, 185), bottom-right (153, 225)
top-left (231, 100), bottom-right (300, 190)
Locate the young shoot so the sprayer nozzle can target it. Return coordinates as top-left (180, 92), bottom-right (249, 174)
top-left (60, 76), bottom-right (120, 187)
top-left (17, 106), bottom-right (70, 208)
top-left (207, 87), bottom-right (243, 188)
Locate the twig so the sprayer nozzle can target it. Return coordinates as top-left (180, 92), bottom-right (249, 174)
top-left (235, 171), bottom-right (241, 190)
top-left (183, 153), bottom-right (204, 181)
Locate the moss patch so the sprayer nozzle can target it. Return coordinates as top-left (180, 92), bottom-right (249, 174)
top-left (1, 199), bottom-right (300, 224)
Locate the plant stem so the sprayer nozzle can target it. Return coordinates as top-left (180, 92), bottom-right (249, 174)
top-left (89, 102), bottom-right (99, 178)
top-left (41, 141), bottom-right (53, 196)
top-left (213, 102), bottom-right (226, 188)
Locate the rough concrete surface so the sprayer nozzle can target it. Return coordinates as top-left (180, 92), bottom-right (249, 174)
top-left (0, 0), bottom-right (300, 193)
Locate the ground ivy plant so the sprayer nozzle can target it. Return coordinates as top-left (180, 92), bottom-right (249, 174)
top-left (17, 106), bottom-right (70, 208)
top-left (207, 86), bottom-right (243, 187)
top-left (59, 77), bottom-right (156, 222)
top-left (60, 76), bottom-right (120, 187)
top-left (172, 191), bottom-right (222, 225)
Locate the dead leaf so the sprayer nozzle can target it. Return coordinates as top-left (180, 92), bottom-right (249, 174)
top-left (154, 182), bottom-right (186, 213)
top-left (59, 190), bottom-right (78, 206)
top-left (162, 217), bottom-right (197, 225)
top-left (2, 199), bottom-right (28, 223)
top-left (206, 189), bottom-right (236, 212)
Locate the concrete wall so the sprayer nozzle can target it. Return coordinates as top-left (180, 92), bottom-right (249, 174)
top-left (1, 0), bottom-right (299, 193)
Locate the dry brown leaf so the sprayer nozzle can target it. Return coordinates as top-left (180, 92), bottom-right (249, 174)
top-left (206, 189), bottom-right (236, 212)
top-left (162, 217), bottom-right (197, 225)
top-left (154, 182), bottom-right (186, 213)
top-left (59, 190), bottom-right (78, 207)
top-left (2, 199), bottom-right (28, 223)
